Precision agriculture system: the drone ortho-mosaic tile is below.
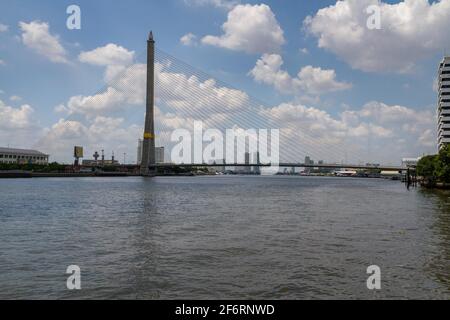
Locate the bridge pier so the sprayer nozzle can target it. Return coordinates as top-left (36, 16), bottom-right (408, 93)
top-left (140, 31), bottom-right (156, 176)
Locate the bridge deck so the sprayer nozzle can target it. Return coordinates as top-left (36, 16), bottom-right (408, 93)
top-left (152, 163), bottom-right (407, 171)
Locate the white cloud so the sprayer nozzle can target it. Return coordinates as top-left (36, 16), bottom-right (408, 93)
top-left (260, 101), bottom-right (436, 163)
top-left (202, 4), bottom-right (285, 54)
top-left (0, 23), bottom-right (8, 32)
top-left (19, 21), bottom-right (69, 64)
top-left (0, 99), bottom-right (41, 149)
top-left (155, 62), bottom-right (249, 115)
top-left (79, 43), bottom-right (135, 66)
top-left (37, 116), bottom-right (143, 163)
top-left (304, 0), bottom-right (450, 73)
top-left (0, 99), bottom-right (34, 129)
top-left (60, 42), bottom-right (249, 118)
top-left (9, 95), bottom-right (22, 102)
top-left (180, 33), bottom-right (198, 46)
top-left (249, 54), bottom-right (352, 95)
top-left (63, 87), bottom-right (128, 117)
top-left (183, 0), bottom-right (239, 10)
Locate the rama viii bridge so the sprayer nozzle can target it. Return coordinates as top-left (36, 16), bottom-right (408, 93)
top-left (61, 31), bottom-right (407, 175)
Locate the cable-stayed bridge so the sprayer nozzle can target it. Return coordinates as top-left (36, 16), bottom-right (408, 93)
top-left (53, 32), bottom-right (408, 174)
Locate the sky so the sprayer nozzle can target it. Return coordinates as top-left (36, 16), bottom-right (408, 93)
top-left (0, 0), bottom-right (448, 164)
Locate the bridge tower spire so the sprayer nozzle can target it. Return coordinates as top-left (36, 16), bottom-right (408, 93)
top-left (140, 31), bottom-right (156, 176)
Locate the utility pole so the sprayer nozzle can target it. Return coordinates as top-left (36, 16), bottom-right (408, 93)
top-left (140, 31), bottom-right (156, 176)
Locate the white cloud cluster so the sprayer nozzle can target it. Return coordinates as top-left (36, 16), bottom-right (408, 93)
top-left (19, 21), bottom-right (69, 64)
top-left (0, 99), bottom-right (39, 148)
top-left (9, 95), bottom-right (22, 102)
top-left (37, 117), bottom-right (143, 163)
top-left (250, 54), bottom-right (352, 95)
top-left (155, 62), bottom-right (249, 114)
top-left (0, 99), bottom-right (34, 129)
top-left (180, 33), bottom-right (198, 46)
top-left (79, 43), bottom-right (135, 67)
top-left (261, 101), bottom-right (436, 163)
top-left (304, 0), bottom-right (450, 73)
top-left (58, 43), bottom-right (249, 118)
top-left (202, 4), bottom-right (285, 54)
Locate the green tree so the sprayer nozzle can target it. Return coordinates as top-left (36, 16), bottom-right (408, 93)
top-left (417, 155), bottom-right (438, 185)
top-left (436, 145), bottom-right (450, 183)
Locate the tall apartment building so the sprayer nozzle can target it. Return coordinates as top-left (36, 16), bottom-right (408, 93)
top-left (438, 56), bottom-right (450, 149)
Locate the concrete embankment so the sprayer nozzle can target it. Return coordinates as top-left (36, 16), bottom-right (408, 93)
top-left (0, 171), bottom-right (32, 178)
top-left (0, 171), bottom-right (139, 178)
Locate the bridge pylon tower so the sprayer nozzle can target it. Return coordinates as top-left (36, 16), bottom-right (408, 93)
top-left (140, 31), bottom-right (156, 176)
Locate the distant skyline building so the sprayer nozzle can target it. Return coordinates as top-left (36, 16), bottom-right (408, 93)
top-left (155, 147), bottom-right (165, 164)
top-left (252, 152), bottom-right (261, 174)
top-left (304, 156), bottom-right (313, 174)
top-left (137, 139), bottom-right (164, 165)
top-left (137, 139), bottom-right (143, 165)
top-left (244, 152), bottom-right (251, 172)
top-left (438, 56), bottom-right (450, 149)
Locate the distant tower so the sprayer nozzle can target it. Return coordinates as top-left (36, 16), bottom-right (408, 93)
top-left (101, 149), bottom-right (105, 166)
top-left (140, 31), bottom-right (156, 176)
top-left (112, 151), bottom-right (115, 163)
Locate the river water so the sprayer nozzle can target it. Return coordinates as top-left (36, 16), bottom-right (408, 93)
top-left (0, 176), bottom-right (449, 299)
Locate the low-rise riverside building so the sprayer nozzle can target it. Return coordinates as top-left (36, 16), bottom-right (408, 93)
top-left (0, 147), bottom-right (49, 165)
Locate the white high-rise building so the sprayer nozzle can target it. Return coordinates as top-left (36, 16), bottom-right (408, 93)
top-left (438, 56), bottom-right (450, 149)
top-left (137, 139), bottom-right (143, 165)
top-left (155, 147), bottom-right (165, 164)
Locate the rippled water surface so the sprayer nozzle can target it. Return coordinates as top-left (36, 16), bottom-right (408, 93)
top-left (0, 176), bottom-right (449, 299)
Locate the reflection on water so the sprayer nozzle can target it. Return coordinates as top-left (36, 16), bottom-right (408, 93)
top-left (417, 189), bottom-right (450, 293)
top-left (0, 176), bottom-right (449, 299)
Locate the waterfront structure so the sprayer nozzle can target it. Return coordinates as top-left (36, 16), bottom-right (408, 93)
top-left (140, 32), bottom-right (156, 175)
top-left (402, 157), bottom-right (421, 168)
top-left (0, 147), bottom-right (49, 165)
top-left (438, 56), bottom-right (450, 149)
top-left (82, 159), bottom-right (119, 166)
